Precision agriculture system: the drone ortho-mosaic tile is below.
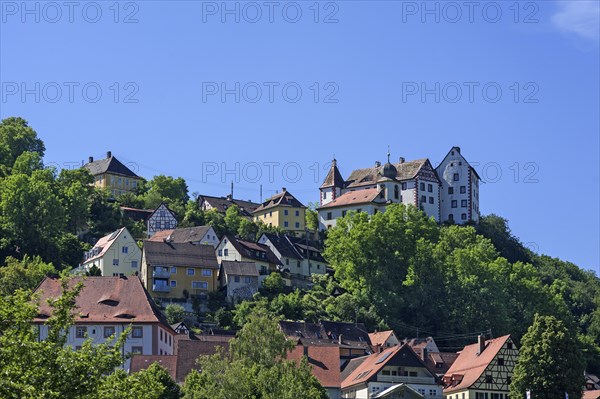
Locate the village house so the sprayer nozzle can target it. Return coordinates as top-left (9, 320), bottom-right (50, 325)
top-left (318, 147), bottom-right (480, 230)
top-left (33, 276), bottom-right (175, 371)
top-left (369, 330), bottom-right (401, 349)
top-left (140, 239), bottom-right (219, 309)
top-left (258, 232), bottom-right (328, 286)
top-left (218, 260), bottom-right (260, 304)
top-left (78, 227), bottom-right (141, 277)
top-left (341, 343), bottom-right (441, 399)
top-left (198, 193), bottom-right (260, 218)
top-left (83, 151), bottom-right (142, 197)
top-left (146, 202), bottom-right (178, 237)
top-left (442, 335), bottom-right (518, 399)
top-left (253, 188), bottom-right (307, 234)
top-left (288, 345), bottom-right (343, 399)
top-left (216, 235), bottom-right (282, 283)
top-left (148, 225), bottom-right (220, 247)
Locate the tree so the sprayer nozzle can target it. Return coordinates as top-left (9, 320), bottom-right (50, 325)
top-left (96, 363), bottom-right (181, 399)
top-left (0, 117), bottom-right (45, 177)
top-left (143, 175), bottom-right (189, 218)
top-left (224, 205), bottom-right (242, 236)
top-left (56, 168), bottom-right (94, 234)
top-left (510, 314), bottom-right (585, 399)
top-left (305, 201), bottom-right (319, 231)
top-left (165, 304), bottom-right (186, 325)
top-left (0, 255), bottom-right (56, 296)
top-left (86, 264), bottom-right (102, 276)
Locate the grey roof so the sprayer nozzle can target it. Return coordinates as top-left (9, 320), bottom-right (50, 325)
top-left (261, 233), bottom-right (303, 260)
top-left (345, 159), bottom-right (438, 188)
top-left (253, 189), bottom-right (305, 213)
top-left (221, 261), bottom-right (259, 277)
top-left (83, 155), bottom-right (140, 178)
top-left (143, 241), bottom-right (219, 269)
top-left (223, 235), bottom-right (282, 265)
top-left (320, 159), bottom-right (345, 189)
top-left (199, 195), bottom-right (259, 217)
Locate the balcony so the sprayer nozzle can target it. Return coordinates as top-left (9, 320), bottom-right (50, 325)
top-left (153, 269), bottom-right (171, 278)
top-left (152, 284), bottom-right (171, 293)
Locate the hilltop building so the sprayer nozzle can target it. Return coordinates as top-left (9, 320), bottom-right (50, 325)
top-left (253, 188), bottom-right (307, 234)
top-left (83, 151), bottom-right (142, 197)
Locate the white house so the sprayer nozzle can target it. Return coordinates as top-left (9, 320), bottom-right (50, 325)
top-left (216, 235), bottom-right (282, 284)
top-left (218, 260), bottom-right (259, 304)
top-left (435, 147), bottom-right (481, 224)
top-left (148, 225), bottom-right (220, 248)
top-left (33, 276), bottom-right (175, 371)
top-left (318, 154), bottom-right (441, 230)
top-left (79, 227), bottom-right (141, 277)
top-left (147, 203), bottom-right (178, 237)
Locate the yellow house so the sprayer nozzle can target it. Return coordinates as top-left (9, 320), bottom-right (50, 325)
top-left (140, 240), bottom-right (219, 302)
top-left (253, 188), bottom-right (306, 234)
top-left (83, 151), bottom-right (143, 197)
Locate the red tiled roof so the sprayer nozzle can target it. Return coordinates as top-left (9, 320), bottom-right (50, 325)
top-left (583, 390), bottom-right (600, 399)
top-left (320, 160), bottom-right (344, 189)
top-left (33, 276), bottom-right (169, 325)
top-left (174, 334), bottom-right (232, 382)
top-left (148, 226), bottom-right (213, 243)
top-left (443, 335), bottom-right (512, 393)
top-left (369, 331), bottom-right (394, 347)
top-left (130, 355), bottom-right (177, 378)
top-left (288, 345), bottom-right (342, 388)
top-left (317, 188), bottom-right (383, 209)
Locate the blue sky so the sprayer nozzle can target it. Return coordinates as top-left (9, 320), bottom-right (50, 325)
top-left (1, 0), bottom-right (599, 272)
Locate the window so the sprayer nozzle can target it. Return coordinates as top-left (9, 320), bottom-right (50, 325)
top-left (131, 260), bottom-right (137, 268)
top-left (323, 192), bottom-right (327, 199)
top-left (244, 276), bottom-right (252, 283)
top-left (485, 375), bottom-right (493, 383)
top-left (295, 210), bottom-right (299, 216)
top-left (218, 249), bottom-right (222, 256)
top-left (420, 182), bottom-right (425, 190)
top-left (460, 185), bottom-right (466, 194)
top-left (170, 280), bottom-right (177, 287)
top-left (234, 276), bottom-right (240, 283)
top-left (284, 209), bottom-right (288, 215)
top-left (394, 185), bottom-right (399, 199)
top-left (122, 246), bottom-right (128, 254)
top-left (429, 389), bottom-right (437, 396)
top-left (382, 370), bottom-right (390, 376)
top-left (461, 199), bottom-right (467, 207)
top-left (342, 210), bottom-right (347, 217)
top-left (507, 342), bottom-right (513, 349)
top-left (451, 200), bottom-right (458, 208)
top-left (269, 211), bottom-right (272, 217)
top-left (113, 259), bottom-right (119, 266)
top-left (327, 212), bottom-right (332, 220)
top-left (171, 267), bottom-right (176, 274)
top-left (187, 268), bottom-right (195, 276)
top-left (201, 269), bottom-right (212, 277)
top-left (428, 183), bottom-right (433, 192)
top-left (453, 173), bottom-right (459, 181)
top-left (498, 357), bottom-right (505, 365)
top-left (461, 213), bottom-right (467, 220)
top-left (224, 249), bottom-right (228, 256)
top-left (409, 371), bottom-right (418, 377)
top-left (448, 214), bottom-right (454, 222)
top-left (297, 261), bottom-right (301, 267)
top-left (76, 326), bottom-right (87, 338)
top-left (401, 182), bottom-right (407, 190)
top-left (104, 326), bottom-right (115, 338)
top-left (448, 187), bottom-right (454, 194)
top-left (132, 326), bottom-right (143, 338)
top-left (131, 346), bottom-right (143, 355)
top-left (421, 195), bottom-right (426, 203)
top-left (284, 221), bottom-right (289, 227)
top-left (192, 281), bottom-right (208, 289)
top-left (429, 197), bottom-right (434, 204)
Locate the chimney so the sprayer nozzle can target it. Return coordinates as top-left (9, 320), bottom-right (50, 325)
top-left (226, 194), bottom-right (232, 201)
top-left (338, 334), bottom-right (343, 345)
top-left (455, 147), bottom-right (461, 154)
top-left (282, 187), bottom-right (287, 192)
top-left (88, 156), bottom-right (94, 163)
top-left (477, 335), bottom-right (485, 355)
top-left (422, 347), bottom-right (428, 361)
top-left (106, 151), bottom-right (112, 158)
top-left (399, 157), bottom-right (405, 164)
top-left (375, 161), bottom-right (381, 167)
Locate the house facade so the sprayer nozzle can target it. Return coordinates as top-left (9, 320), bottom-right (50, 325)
top-left (79, 227), bottom-right (141, 277)
top-left (435, 147), bottom-right (481, 224)
top-left (318, 155), bottom-right (442, 230)
top-left (33, 276), bottom-right (174, 371)
top-left (218, 260), bottom-right (259, 304)
top-left (83, 151), bottom-right (142, 197)
top-left (253, 188), bottom-right (307, 234)
top-left (341, 344), bottom-right (441, 399)
top-left (148, 225), bottom-right (219, 248)
top-left (442, 335), bottom-right (518, 399)
top-left (216, 235), bottom-right (282, 283)
top-left (140, 240), bottom-right (219, 304)
top-left (147, 203), bottom-right (178, 237)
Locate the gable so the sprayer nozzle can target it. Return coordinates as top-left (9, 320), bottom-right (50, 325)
top-left (470, 338), bottom-right (518, 392)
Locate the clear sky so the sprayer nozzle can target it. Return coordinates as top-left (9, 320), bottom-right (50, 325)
top-left (1, 1), bottom-right (598, 273)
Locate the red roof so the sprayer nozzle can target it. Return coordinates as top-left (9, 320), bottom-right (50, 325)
top-left (130, 355), bottom-right (177, 378)
top-left (318, 188), bottom-right (382, 209)
top-left (584, 391), bottom-right (600, 399)
top-left (443, 335), bottom-right (512, 393)
top-left (369, 331), bottom-right (395, 347)
top-left (33, 276), bottom-right (169, 325)
top-left (287, 345), bottom-right (341, 388)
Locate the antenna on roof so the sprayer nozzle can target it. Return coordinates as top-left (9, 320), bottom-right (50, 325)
top-left (260, 184), bottom-right (263, 202)
top-left (387, 145), bottom-right (391, 163)
top-left (230, 181), bottom-right (234, 199)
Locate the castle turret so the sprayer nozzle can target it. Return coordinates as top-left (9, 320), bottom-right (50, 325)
top-left (320, 158), bottom-right (344, 206)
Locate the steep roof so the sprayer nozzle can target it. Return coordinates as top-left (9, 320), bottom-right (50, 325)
top-left (148, 226), bottom-right (213, 243)
top-left (221, 260), bottom-right (259, 277)
top-left (148, 202), bottom-right (177, 220)
top-left (288, 345), bottom-right (342, 388)
top-left (33, 276), bottom-right (170, 325)
top-left (321, 321), bottom-right (372, 348)
top-left (345, 159), bottom-right (431, 188)
top-left (317, 188), bottom-right (384, 210)
top-left (320, 159), bottom-right (345, 189)
top-left (199, 195), bottom-right (260, 217)
top-left (223, 236), bottom-right (282, 265)
top-left (443, 335), bottom-right (512, 393)
top-left (82, 227), bottom-right (128, 264)
top-left (437, 146), bottom-right (482, 181)
top-left (369, 331), bottom-right (395, 347)
top-left (143, 241), bottom-right (219, 269)
top-left (261, 233), bottom-right (303, 260)
top-left (83, 154), bottom-right (140, 178)
top-left (253, 189), bottom-right (306, 213)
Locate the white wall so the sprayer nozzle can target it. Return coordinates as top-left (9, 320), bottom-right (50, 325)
top-left (437, 149), bottom-right (480, 224)
top-left (82, 230), bottom-right (141, 277)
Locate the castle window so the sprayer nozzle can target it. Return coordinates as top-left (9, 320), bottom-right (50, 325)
top-left (401, 182), bottom-right (407, 190)
top-left (394, 185), bottom-right (399, 199)
top-left (451, 200), bottom-right (457, 208)
top-left (429, 197), bottom-right (434, 204)
top-left (327, 212), bottom-right (332, 220)
top-left (420, 182), bottom-right (425, 191)
top-left (448, 214), bottom-right (454, 222)
top-left (453, 173), bottom-right (459, 181)
top-left (461, 213), bottom-right (467, 220)
top-left (428, 184), bottom-right (433, 192)
top-left (448, 187), bottom-right (454, 194)
top-left (323, 192), bottom-right (327, 199)
top-left (460, 186), bottom-right (466, 194)
top-left (462, 200), bottom-right (468, 207)
top-left (421, 195), bottom-right (426, 203)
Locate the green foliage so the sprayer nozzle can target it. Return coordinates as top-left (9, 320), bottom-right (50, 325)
top-left (305, 201), bottom-right (319, 231)
top-left (510, 314), bottom-right (585, 399)
top-left (0, 117), bottom-right (45, 177)
top-left (86, 264), bottom-right (102, 276)
top-left (96, 363), bottom-right (181, 399)
top-left (165, 304), bottom-right (186, 325)
top-left (182, 315), bottom-right (327, 399)
top-left (260, 272), bottom-right (287, 298)
top-left (0, 255), bottom-right (56, 295)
